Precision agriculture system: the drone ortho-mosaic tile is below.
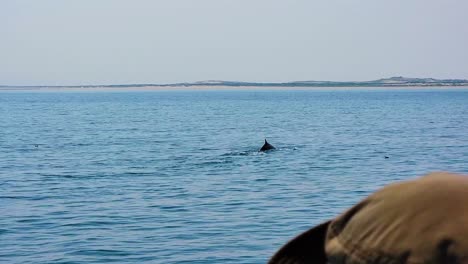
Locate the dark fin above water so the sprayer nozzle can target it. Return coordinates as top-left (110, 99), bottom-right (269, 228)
top-left (259, 139), bottom-right (276, 152)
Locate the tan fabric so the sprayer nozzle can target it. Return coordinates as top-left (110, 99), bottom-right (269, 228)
top-left (269, 172), bottom-right (468, 264)
top-left (268, 221), bottom-right (330, 264)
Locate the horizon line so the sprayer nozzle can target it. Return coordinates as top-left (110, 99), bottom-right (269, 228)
top-left (2, 76), bottom-right (468, 87)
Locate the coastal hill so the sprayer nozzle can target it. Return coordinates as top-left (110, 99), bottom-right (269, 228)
top-left (161, 77), bottom-right (468, 88)
top-left (2, 77), bottom-right (468, 88)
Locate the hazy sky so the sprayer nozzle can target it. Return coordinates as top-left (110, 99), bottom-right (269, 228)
top-left (2, 0), bottom-right (468, 85)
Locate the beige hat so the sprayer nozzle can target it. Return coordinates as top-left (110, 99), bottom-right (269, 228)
top-left (268, 172), bottom-right (468, 264)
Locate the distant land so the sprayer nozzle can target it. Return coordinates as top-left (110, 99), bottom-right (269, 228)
top-left (157, 77), bottom-right (468, 88)
top-left (2, 77), bottom-right (468, 89)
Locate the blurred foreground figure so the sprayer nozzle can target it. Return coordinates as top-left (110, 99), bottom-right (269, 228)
top-left (269, 172), bottom-right (468, 264)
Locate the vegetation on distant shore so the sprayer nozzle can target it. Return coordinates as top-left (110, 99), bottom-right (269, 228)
top-left (2, 77), bottom-right (468, 88)
top-left (160, 77), bottom-right (468, 88)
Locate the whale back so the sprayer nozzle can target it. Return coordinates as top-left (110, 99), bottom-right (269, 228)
top-left (260, 139), bottom-right (276, 152)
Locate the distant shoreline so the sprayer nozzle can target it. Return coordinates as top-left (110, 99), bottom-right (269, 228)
top-left (2, 77), bottom-right (468, 91)
top-left (1, 85), bottom-right (468, 92)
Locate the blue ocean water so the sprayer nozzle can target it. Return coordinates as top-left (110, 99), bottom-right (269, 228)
top-left (1, 89), bottom-right (467, 263)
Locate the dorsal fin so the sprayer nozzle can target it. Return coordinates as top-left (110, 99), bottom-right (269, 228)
top-left (260, 139), bottom-right (275, 152)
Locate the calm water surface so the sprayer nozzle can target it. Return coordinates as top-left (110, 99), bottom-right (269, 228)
top-left (1, 89), bottom-right (467, 263)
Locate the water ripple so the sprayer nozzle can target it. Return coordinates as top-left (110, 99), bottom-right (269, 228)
top-left (1, 90), bottom-right (467, 263)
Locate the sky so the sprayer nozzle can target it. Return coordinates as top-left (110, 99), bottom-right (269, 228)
top-left (2, 0), bottom-right (468, 86)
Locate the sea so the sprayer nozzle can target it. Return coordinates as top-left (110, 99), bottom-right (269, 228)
top-left (1, 88), bottom-right (467, 263)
